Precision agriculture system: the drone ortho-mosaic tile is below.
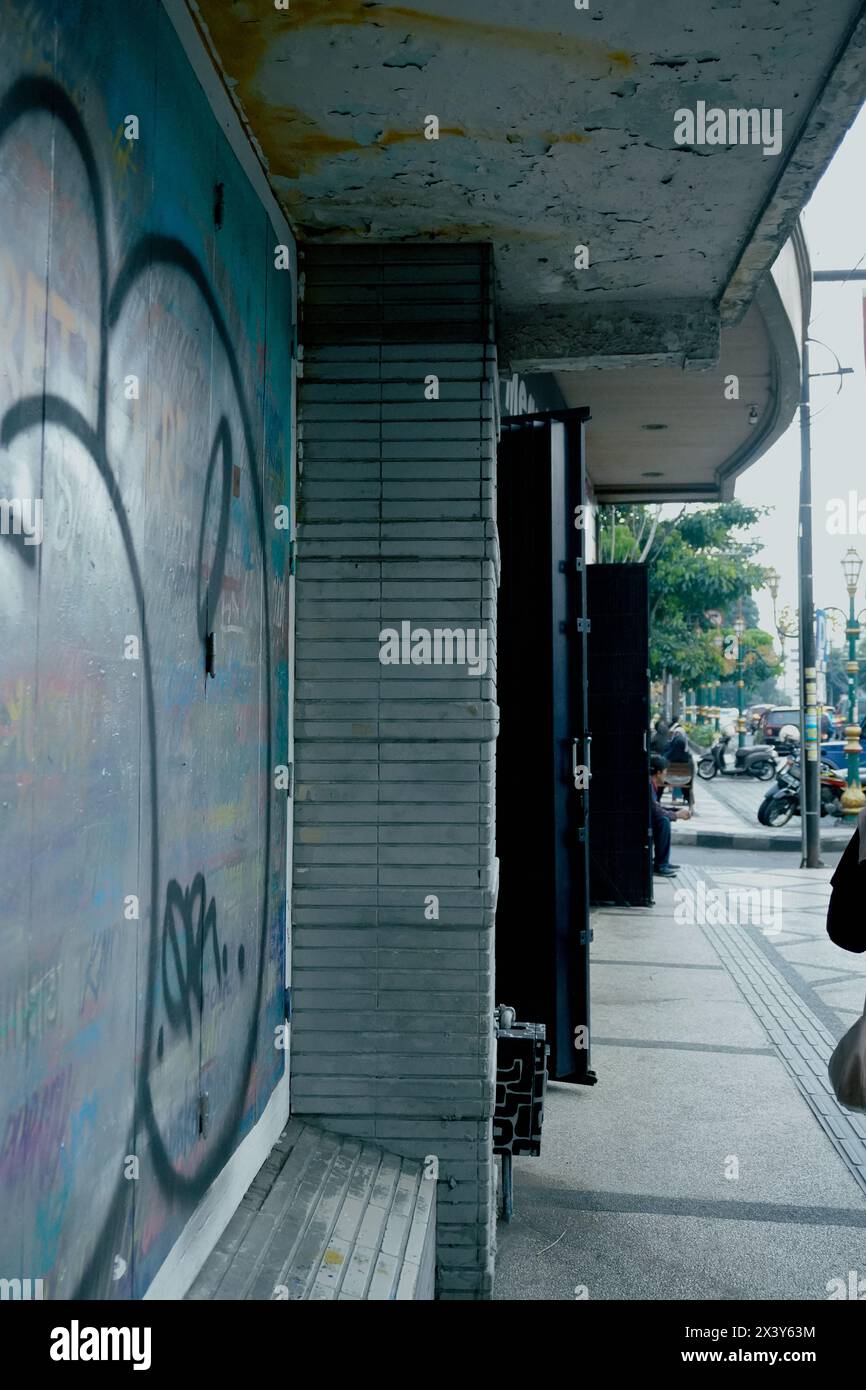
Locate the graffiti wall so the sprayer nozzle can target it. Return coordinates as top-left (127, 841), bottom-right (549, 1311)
top-left (0, 0), bottom-right (293, 1297)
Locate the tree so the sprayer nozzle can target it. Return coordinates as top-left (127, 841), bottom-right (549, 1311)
top-left (597, 501), bottom-right (781, 688)
top-left (716, 626), bottom-right (782, 702)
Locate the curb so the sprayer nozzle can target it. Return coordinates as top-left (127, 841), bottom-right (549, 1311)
top-left (673, 827), bottom-right (852, 853)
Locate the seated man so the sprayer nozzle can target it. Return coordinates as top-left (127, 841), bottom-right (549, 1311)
top-left (650, 753), bottom-right (691, 877)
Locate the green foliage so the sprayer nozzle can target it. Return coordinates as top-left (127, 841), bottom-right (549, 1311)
top-left (684, 722), bottom-right (714, 747)
top-left (598, 501), bottom-right (782, 687)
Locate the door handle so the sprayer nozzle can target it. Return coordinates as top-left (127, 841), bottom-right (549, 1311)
top-left (573, 736), bottom-right (592, 788)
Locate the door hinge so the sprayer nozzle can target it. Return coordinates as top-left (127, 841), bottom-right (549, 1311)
top-left (198, 1092), bottom-right (210, 1140)
top-left (285, 762), bottom-right (294, 797)
top-left (576, 617), bottom-right (591, 633)
top-left (288, 540), bottom-right (297, 576)
top-left (284, 986), bottom-right (292, 1022)
top-left (579, 928), bottom-right (593, 946)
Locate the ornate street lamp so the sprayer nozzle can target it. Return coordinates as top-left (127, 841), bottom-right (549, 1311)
top-left (765, 567), bottom-right (799, 694)
top-left (840, 549), bottom-right (864, 815)
top-left (734, 609), bottom-right (747, 749)
top-left (765, 567), bottom-right (780, 602)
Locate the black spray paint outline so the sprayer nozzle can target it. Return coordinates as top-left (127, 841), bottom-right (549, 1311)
top-left (0, 75), bottom-right (280, 1297)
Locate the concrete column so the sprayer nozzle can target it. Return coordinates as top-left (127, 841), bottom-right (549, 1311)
top-left (292, 244), bottom-right (499, 1297)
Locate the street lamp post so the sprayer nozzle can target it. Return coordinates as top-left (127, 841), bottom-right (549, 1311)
top-left (734, 609), bottom-right (747, 749)
top-left (766, 567), bottom-right (799, 698)
top-left (839, 549), bottom-right (864, 816)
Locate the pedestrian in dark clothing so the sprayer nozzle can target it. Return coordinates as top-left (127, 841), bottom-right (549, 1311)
top-left (651, 718), bottom-right (670, 754)
top-left (664, 722), bottom-right (689, 764)
top-left (650, 753), bottom-right (690, 877)
top-left (827, 807), bottom-right (866, 951)
top-left (664, 720), bottom-right (694, 809)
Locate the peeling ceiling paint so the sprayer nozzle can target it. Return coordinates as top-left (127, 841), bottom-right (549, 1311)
top-left (191, 0), bottom-right (866, 331)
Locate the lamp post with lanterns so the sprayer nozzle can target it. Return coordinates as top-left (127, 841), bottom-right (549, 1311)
top-left (823, 549), bottom-right (866, 817)
top-left (734, 608), bottom-right (747, 748)
top-left (765, 567), bottom-right (800, 697)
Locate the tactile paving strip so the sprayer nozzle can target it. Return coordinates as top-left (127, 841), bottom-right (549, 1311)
top-left (678, 865), bottom-right (866, 1197)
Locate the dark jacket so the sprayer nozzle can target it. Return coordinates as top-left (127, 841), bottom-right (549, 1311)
top-left (651, 722), bottom-right (670, 753)
top-left (665, 731), bottom-right (689, 764)
top-left (827, 828), bottom-right (866, 953)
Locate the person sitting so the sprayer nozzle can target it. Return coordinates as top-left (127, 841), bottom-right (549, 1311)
top-left (651, 717), bottom-right (670, 754)
top-left (650, 753), bottom-right (691, 877)
top-left (665, 721), bottom-right (689, 764)
top-left (664, 721), bottom-right (695, 811)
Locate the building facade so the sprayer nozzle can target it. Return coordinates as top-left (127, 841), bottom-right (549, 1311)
top-left (0, 0), bottom-right (860, 1299)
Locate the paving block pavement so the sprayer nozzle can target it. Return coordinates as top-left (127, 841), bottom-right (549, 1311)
top-left (494, 858), bottom-right (866, 1300)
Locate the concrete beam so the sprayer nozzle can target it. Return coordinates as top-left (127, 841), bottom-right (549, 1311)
top-left (720, 2), bottom-right (866, 326)
top-left (498, 299), bottom-right (720, 375)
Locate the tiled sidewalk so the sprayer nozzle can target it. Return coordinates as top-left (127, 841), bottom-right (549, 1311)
top-left (494, 859), bottom-right (866, 1300)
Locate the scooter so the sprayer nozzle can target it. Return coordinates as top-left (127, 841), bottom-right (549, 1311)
top-left (697, 733), bottom-right (776, 782)
top-left (757, 757), bottom-right (847, 827)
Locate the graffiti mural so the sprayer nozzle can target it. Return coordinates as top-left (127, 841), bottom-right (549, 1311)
top-left (0, 0), bottom-right (292, 1297)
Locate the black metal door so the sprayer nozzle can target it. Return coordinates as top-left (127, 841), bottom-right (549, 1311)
top-left (495, 410), bottom-right (595, 1083)
top-left (587, 564), bottom-right (652, 906)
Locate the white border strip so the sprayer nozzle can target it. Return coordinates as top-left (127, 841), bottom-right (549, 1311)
top-left (144, 1071), bottom-right (290, 1299)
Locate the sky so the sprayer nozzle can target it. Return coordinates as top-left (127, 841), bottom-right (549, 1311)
top-left (732, 100), bottom-right (866, 698)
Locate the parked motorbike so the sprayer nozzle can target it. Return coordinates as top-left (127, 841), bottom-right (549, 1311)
top-left (757, 755), bottom-right (847, 827)
top-left (697, 734), bottom-right (776, 782)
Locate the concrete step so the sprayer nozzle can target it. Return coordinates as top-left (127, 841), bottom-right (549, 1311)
top-left (186, 1119), bottom-right (436, 1301)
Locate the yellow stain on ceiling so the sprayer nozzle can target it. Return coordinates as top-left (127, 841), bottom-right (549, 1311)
top-left (377, 125), bottom-right (465, 147)
top-left (277, 0), bottom-right (635, 72)
top-left (243, 103), bottom-right (587, 180)
top-left (539, 131), bottom-right (589, 145)
top-left (194, 0), bottom-right (636, 105)
top-left (255, 104), bottom-right (363, 175)
top-left (191, 2), bottom-right (611, 185)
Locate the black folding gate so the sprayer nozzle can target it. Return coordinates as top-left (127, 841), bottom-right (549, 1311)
top-left (495, 410), bottom-right (595, 1084)
top-left (587, 564), bottom-right (653, 907)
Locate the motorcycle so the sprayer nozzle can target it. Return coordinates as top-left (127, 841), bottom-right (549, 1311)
top-left (757, 755), bottom-right (847, 827)
top-left (697, 733), bottom-right (776, 782)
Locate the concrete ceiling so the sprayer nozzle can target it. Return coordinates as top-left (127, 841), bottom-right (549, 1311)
top-left (565, 294), bottom-right (781, 502)
top-left (190, 0), bottom-right (866, 373)
top-left (185, 0), bottom-right (866, 499)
